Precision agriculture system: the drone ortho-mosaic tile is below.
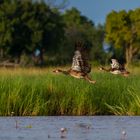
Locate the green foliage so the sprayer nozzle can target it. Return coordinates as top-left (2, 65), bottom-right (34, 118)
top-left (58, 7), bottom-right (105, 64)
top-left (105, 9), bottom-right (140, 64)
top-left (0, 0), bottom-right (65, 64)
top-left (0, 0), bottom-right (106, 66)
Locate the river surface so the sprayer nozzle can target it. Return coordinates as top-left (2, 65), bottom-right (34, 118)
top-left (0, 116), bottom-right (140, 140)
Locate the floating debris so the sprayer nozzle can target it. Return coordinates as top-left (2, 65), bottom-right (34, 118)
top-left (60, 135), bottom-right (67, 139)
top-left (15, 120), bottom-right (18, 129)
top-left (25, 125), bottom-right (32, 128)
top-left (121, 129), bottom-right (127, 140)
top-left (60, 127), bottom-right (67, 133)
top-left (60, 127), bottom-right (67, 139)
top-left (75, 123), bottom-right (91, 129)
top-left (48, 134), bottom-right (51, 138)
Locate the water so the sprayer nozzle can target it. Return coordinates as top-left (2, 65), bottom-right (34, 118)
top-left (0, 116), bottom-right (140, 140)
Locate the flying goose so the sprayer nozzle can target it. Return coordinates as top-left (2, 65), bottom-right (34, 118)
top-left (53, 41), bottom-right (96, 84)
top-left (100, 59), bottom-right (130, 77)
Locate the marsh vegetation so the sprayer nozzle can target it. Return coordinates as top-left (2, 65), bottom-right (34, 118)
top-left (0, 67), bottom-right (139, 116)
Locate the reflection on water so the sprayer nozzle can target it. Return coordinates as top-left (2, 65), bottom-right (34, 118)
top-left (0, 116), bottom-right (140, 140)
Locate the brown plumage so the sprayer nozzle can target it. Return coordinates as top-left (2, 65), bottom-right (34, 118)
top-left (53, 41), bottom-right (96, 84)
top-left (100, 59), bottom-right (130, 77)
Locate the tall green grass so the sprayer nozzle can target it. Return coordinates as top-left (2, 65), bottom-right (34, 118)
top-left (0, 67), bottom-right (139, 116)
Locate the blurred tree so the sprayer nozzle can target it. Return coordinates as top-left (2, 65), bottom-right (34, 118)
top-left (60, 7), bottom-right (105, 64)
top-left (105, 9), bottom-right (140, 65)
top-left (129, 8), bottom-right (140, 64)
top-left (90, 24), bottom-right (105, 64)
top-left (0, 0), bottom-right (65, 65)
top-left (23, 1), bottom-right (65, 65)
top-left (0, 0), bottom-right (105, 66)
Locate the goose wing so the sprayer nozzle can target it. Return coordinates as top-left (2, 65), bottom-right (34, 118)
top-left (111, 59), bottom-right (125, 71)
top-left (111, 59), bottom-right (121, 70)
top-left (71, 43), bottom-right (91, 74)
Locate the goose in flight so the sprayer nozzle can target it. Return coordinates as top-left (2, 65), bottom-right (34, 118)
top-left (100, 59), bottom-right (130, 77)
top-left (53, 41), bottom-right (96, 84)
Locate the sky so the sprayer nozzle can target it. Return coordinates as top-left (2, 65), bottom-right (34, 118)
top-left (65, 0), bottom-right (140, 25)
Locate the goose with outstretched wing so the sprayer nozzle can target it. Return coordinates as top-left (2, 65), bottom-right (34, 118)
top-left (53, 41), bottom-right (96, 84)
top-left (100, 59), bottom-right (130, 77)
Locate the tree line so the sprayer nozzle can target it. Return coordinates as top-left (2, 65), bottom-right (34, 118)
top-left (0, 0), bottom-right (140, 66)
top-left (105, 9), bottom-right (140, 65)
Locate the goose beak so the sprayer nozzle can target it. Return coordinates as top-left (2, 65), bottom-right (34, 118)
top-left (53, 70), bottom-right (58, 73)
top-left (53, 69), bottom-right (60, 73)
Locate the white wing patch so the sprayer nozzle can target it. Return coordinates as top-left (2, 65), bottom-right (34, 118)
top-left (71, 50), bottom-right (91, 74)
top-left (71, 50), bottom-right (83, 72)
top-left (111, 59), bottom-right (120, 69)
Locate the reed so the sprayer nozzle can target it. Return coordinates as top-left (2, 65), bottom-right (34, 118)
top-left (0, 67), bottom-right (139, 116)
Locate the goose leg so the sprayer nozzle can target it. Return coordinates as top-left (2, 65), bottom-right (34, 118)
top-left (84, 75), bottom-right (96, 84)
